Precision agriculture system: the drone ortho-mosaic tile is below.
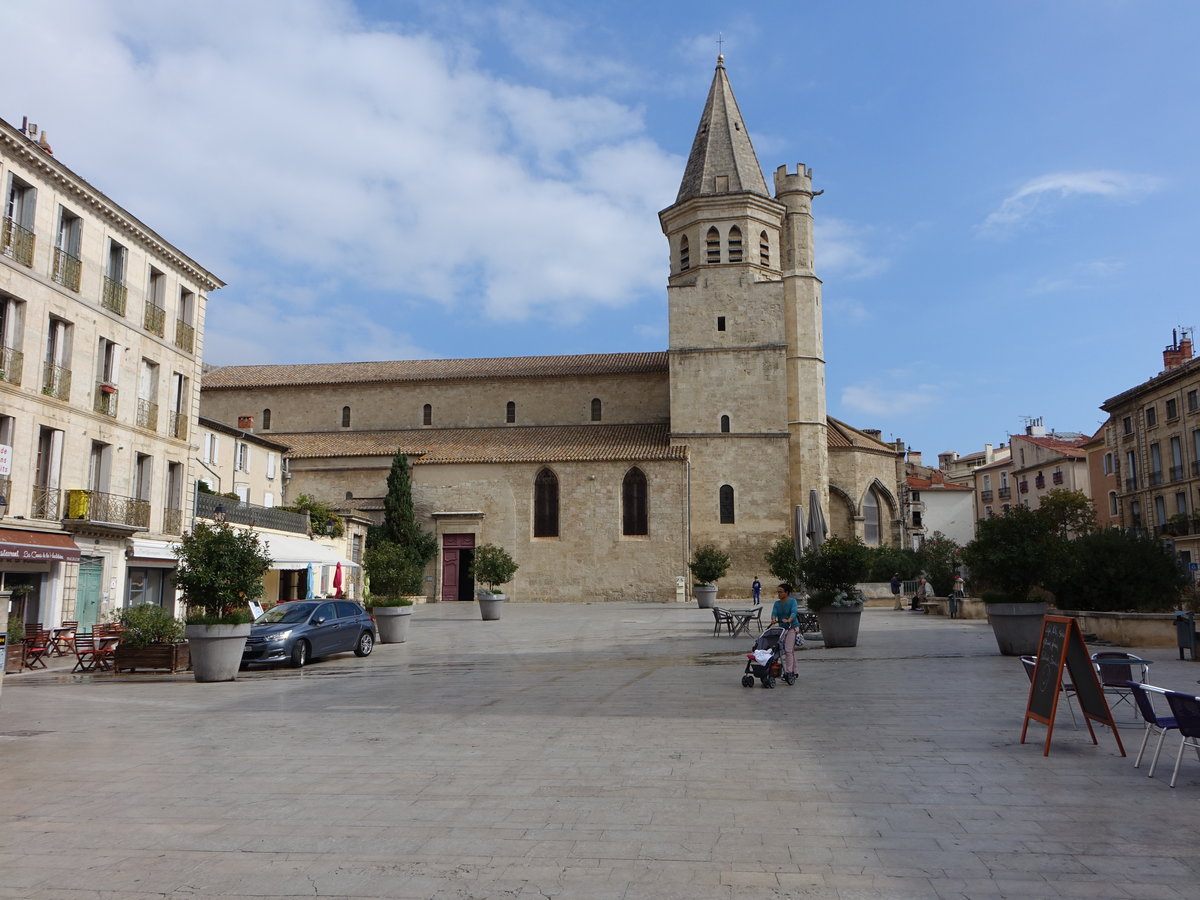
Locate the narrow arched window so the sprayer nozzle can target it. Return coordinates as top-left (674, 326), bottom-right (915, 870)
top-left (759, 231), bottom-right (770, 266)
top-left (706, 226), bottom-right (720, 264)
top-left (863, 489), bottom-right (881, 545)
top-left (423, 403), bottom-right (432, 426)
top-left (719, 484), bottom-right (735, 524)
top-left (591, 398), bottom-right (602, 422)
top-left (261, 408), bottom-right (271, 430)
top-left (679, 235), bottom-right (690, 271)
top-left (341, 406), bottom-right (351, 427)
top-left (728, 225), bottom-right (742, 262)
top-left (534, 467), bottom-right (559, 537)
top-left (506, 401), bottom-right (516, 424)
top-left (720, 415), bottom-right (730, 433)
top-left (623, 467), bottom-right (648, 536)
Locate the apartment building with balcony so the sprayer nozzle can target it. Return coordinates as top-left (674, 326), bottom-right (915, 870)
top-left (1008, 419), bottom-right (1091, 514)
top-left (1, 116), bottom-right (222, 628)
top-left (1083, 422), bottom-right (1121, 530)
top-left (1100, 330), bottom-right (1200, 571)
top-left (973, 455), bottom-right (1018, 521)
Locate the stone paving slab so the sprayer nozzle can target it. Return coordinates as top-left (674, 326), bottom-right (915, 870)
top-left (2, 602), bottom-right (1200, 898)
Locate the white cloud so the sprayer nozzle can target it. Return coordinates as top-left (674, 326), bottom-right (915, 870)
top-left (841, 380), bottom-right (938, 417)
top-left (1, 0), bottom-right (679, 362)
top-left (981, 170), bottom-right (1163, 232)
top-left (1030, 259), bottom-right (1126, 294)
top-left (827, 296), bottom-right (871, 323)
top-left (815, 218), bottom-right (889, 279)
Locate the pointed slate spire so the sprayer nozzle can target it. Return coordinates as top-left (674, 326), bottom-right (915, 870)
top-left (675, 56), bottom-right (770, 203)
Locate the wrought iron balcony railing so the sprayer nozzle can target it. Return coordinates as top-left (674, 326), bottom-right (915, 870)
top-left (1125, 476), bottom-right (1138, 491)
top-left (980, 489), bottom-right (994, 503)
top-left (32, 485), bottom-right (61, 520)
top-left (0, 345), bottom-right (23, 386)
top-left (136, 398), bottom-right (159, 430)
top-left (143, 302), bottom-right (166, 336)
top-left (1149, 471), bottom-right (1163, 486)
top-left (997, 487), bottom-right (1012, 500)
top-left (52, 247), bottom-right (81, 291)
top-left (1170, 465), bottom-right (1184, 482)
top-left (0, 476), bottom-right (10, 508)
top-left (196, 491), bottom-right (309, 534)
top-left (174, 319), bottom-right (194, 353)
top-left (41, 362), bottom-right (71, 401)
top-left (1, 217), bottom-right (35, 266)
top-left (169, 410), bottom-right (187, 440)
top-left (101, 277), bottom-right (127, 316)
top-left (63, 488), bottom-right (150, 529)
top-left (163, 507), bottom-right (183, 535)
top-left (1052, 472), bottom-right (1064, 484)
top-left (93, 382), bottom-right (118, 417)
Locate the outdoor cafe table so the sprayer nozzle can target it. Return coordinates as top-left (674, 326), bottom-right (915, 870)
top-left (48, 626), bottom-right (75, 656)
top-left (725, 608), bottom-right (763, 638)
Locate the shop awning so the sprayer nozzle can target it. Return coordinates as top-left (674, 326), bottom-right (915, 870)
top-left (128, 538), bottom-right (179, 566)
top-left (259, 533), bottom-right (357, 571)
top-left (0, 528), bottom-right (81, 563)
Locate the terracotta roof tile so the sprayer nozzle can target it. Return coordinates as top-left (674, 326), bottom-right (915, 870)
top-left (826, 417), bottom-right (897, 451)
top-left (271, 424), bottom-right (685, 464)
top-left (1019, 434), bottom-right (1089, 459)
top-left (203, 352), bottom-right (669, 391)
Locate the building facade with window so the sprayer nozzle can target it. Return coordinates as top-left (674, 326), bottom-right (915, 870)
top-left (1099, 331), bottom-right (1200, 571)
top-left (0, 116), bottom-right (221, 629)
top-left (199, 60), bottom-right (905, 602)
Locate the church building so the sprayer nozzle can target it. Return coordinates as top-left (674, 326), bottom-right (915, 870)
top-left (200, 59), bottom-right (904, 602)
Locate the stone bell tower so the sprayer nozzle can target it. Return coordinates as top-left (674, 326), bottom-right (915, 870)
top-left (659, 57), bottom-right (828, 574)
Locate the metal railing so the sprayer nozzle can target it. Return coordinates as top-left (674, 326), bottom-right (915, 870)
top-left (136, 398), bottom-right (159, 430)
top-left (998, 487), bottom-right (1012, 500)
top-left (52, 247), bottom-right (81, 291)
top-left (0, 476), bottom-right (10, 507)
top-left (101, 277), bottom-right (127, 316)
top-left (1149, 471), bottom-right (1163, 486)
top-left (168, 410), bottom-right (187, 440)
top-left (93, 382), bottom-right (118, 417)
top-left (163, 507), bottom-right (183, 535)
top-left (980, 489), bottom-right (994, 503)
top-left (32, 485), bottom-right (61, 519)
top-left (196, 491), bottom-right (309, 534)
top-left (1125, 477), bottom-right (1138, 491)
top-left (1, 217), bottom-right (35, 266)
top-left (0, 345), bottom-right (23, 385)
top-left (174, 319), bottom-right (194, 353)
top-left (63, 488), bottom-right (150, 529)
top-left (143, 302), bottom-right (166, 336)
top-left (41, 362), bottom-right (71, 400)
top-left (1052, 472), bottom-right (1063, 485)
top-left (1193, 460), bottom-right (1200, 477)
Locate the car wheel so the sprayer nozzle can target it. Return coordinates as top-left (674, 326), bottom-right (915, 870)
top-left (290, 640), bottom-right (310, 668)
top-left (354, 630), bottom-right (374, 657)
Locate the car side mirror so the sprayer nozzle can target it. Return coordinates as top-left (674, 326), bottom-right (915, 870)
top-left (313, 616), bottom-right (326, 625)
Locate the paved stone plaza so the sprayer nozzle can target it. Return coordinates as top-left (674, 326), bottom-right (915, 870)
top-left (2, 603), bottom-right (1199, 899)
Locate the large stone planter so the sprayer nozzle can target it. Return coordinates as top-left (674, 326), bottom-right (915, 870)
top-left (477, 590), bottom-right (506, 620)
top-left (114, 642), bottom-right (191, 674)
top-left (693, 584), bottom-right (718, 609)
top-left (816, 604), bottom-right (864, 648)
top-left (185, 623), bottom-right (251, 683)
top-left (1057, 609), bottom-right (1179, 648)
top-left (985, 602), bottom-right (1048, 656)
top-left (370, 605), bottom-right (413, 643)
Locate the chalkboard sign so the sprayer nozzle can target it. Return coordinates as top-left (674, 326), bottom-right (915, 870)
top-left (1021, 615), bottom-right (1125, 757)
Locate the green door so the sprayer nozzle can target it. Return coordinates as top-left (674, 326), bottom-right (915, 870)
top-left (76, 557), bottom-right (103, 631)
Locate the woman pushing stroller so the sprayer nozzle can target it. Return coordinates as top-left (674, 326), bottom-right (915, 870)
top-left (769, 582), bottom-right (804, 686)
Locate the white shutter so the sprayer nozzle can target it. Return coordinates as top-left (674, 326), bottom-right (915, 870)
top-left (236, 484), bottom-right (250, 503)
top-left (263, 492), bottom-right (274, 508)
top-left (266, 452), bottom-right (277, 479)
top-left (243, 445), bottom-right (251, 474)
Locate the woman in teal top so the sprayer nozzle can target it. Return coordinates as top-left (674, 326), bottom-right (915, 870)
top-left (769, 583), bottom-right (801, 684)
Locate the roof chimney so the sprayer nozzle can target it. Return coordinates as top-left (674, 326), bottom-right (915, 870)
top-left (863, 428), bottom-right (882, 439)
top-left (238, 415), bottom-right (255, 432)
top-left (1025, 416), bottom-right (1046, 438)
top-left (908, 450), bottom-right (923, 467)
top-left (1164, 327), bottom-right (1195, 371)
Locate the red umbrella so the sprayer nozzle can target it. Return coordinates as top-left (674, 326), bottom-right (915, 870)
top-left (333, 562), bottom-right (344, 599)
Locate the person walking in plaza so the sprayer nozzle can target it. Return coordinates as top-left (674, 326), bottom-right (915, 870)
top-left (752, 576), bottom-right (762, 605)
top-left (890, 572), bottom-right (903, 610)
top-left (769, 583), bottom-right (801, 685)
top-left (949, 573), bottom-right (965, 619)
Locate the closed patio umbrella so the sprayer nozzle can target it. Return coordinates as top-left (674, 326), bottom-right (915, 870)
top-left (305, 562), bottom-right (315, 599)
top-left (792, 504), bottom-right (807, 564)
top-left (333, 562), bottom-right (344, 599)
top-left (806, 489), bottom-right (828, 551)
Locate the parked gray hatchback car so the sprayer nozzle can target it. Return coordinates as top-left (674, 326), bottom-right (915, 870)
top-left (243, 600), bottom-right (375, 668)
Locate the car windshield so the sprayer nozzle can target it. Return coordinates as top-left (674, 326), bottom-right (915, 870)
top-left (258, 602), bottom-right (318, 625)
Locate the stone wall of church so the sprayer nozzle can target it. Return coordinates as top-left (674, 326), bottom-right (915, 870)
top-left (201, 372), bottom-right (670, 434)
top-left (288, 456), bottom-right (690, 603)
top-left (828, 448), bottom-right (904, 546)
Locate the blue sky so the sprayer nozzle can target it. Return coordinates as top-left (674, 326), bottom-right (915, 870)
top-left (4, 0), bottom-right (1197, 459)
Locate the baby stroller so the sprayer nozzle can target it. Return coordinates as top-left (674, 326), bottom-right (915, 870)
top-left (742, 625), bottom-right (796, 688)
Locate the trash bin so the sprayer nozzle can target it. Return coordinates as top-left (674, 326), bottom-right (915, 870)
top-left (1175, 611), bottom-right (1198, 661)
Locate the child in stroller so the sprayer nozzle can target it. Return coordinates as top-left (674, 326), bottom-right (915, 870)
top-left (742, 625), bottom-right (795, 688)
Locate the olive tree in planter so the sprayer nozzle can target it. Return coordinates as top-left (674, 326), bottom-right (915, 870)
top-left (174, 521), bottom-right (273, 682)
top-left (112, 604), bottom-right (189, 674)
top-left (363, 542), bottom-right (421, 643)
top-left (688, 545), bottom-right (731, 609)
top-left (471, 544), bottom-right (518, 621)
top-left (800, 537), bottom-right (870, 648)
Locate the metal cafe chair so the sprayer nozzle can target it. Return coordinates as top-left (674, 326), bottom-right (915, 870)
top-left (1161, 691), bottom-right (1200, 789)
top-left (1091, 652), bottom-right (1150, 718)
top-left (1127, 682), bottom-right (1178, 778)
top-left (1020, 655), bottom-right (1078, 728)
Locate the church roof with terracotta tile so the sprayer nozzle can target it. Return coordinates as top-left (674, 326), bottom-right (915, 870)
top-left (271, 423), bottom-right (685, 464)
top-left (202, 352), bottom-right (669, 391)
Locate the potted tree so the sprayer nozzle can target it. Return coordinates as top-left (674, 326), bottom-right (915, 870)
top-left (112, 604), bottom-right (189, 673)
top-left (962, 505), bottom-right (1053, 656)
top-left (800, 536), bottom-right (870, 648)
top-left (472, 544), bottom-right (518, 621)
top-left (174, 521), bottom-right (273, 682)
top-left (688, 545), bottom-right (731, 609)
